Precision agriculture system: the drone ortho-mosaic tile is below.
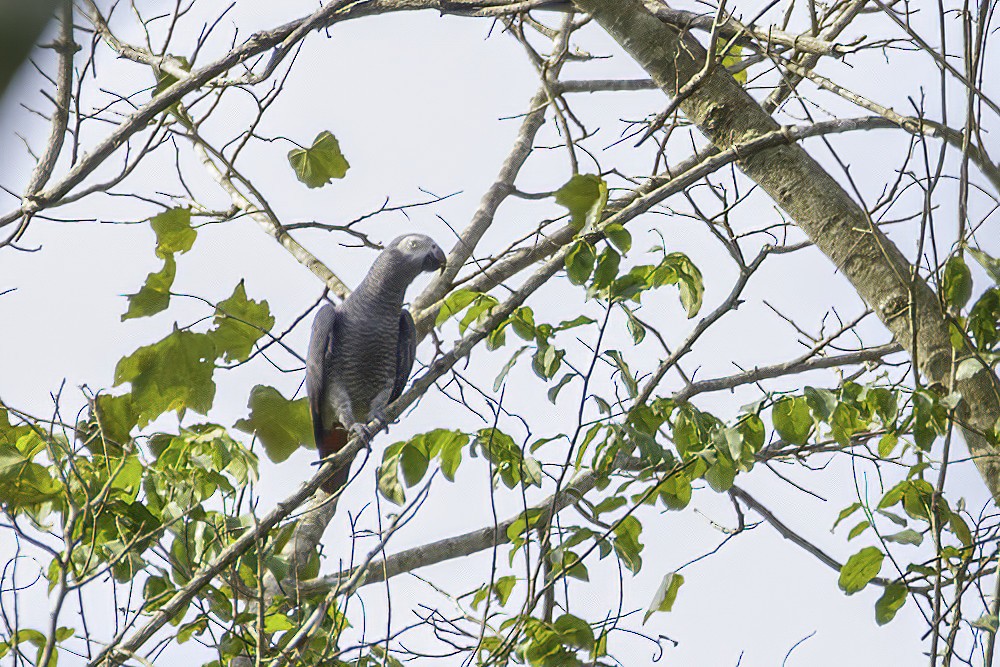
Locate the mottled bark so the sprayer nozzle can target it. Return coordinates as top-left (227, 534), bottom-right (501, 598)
top-left (572, 0), bottom-right (1000, 497)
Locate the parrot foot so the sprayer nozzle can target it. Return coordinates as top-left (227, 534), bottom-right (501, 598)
top-left (349, 422), bottom-right (376, 448)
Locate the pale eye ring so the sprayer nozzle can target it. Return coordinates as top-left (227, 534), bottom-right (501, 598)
top-left (408, 239), bottom-right (420, 249)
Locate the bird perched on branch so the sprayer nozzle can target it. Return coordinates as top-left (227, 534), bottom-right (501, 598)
top-left (306, 234), bottom-right (446, 495)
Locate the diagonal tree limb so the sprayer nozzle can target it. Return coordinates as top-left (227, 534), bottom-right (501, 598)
top-left (23, 1), bottom-right (74, 197)
top-left (87, 200), bottom-right (575, 666)
top-left (413, 85), bottom-right (550, 323)
top-left (413, 113), bottom-right (974, 333)
top-left (729, 486), bottom-right (903, 589)
top-left (7, 0), bottom-right (76, 246)
top-left (675, 344), bottom-right (903, 402)
top-left (646, 4), bottom-right (855, 58)
top-left (775, 58), bottom-right (1000, 192)
top-left (189, 132), bottom-right (351, 299)
top-left (762, 0), bottom-right (868, 114)
top-left (2, 0), bottom-right (595, 237)
top-left (570, 0), bottom-right (1000, 497)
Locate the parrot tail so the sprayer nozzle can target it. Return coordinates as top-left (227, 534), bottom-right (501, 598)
top-left (315, 422), bottom-right (352, 494)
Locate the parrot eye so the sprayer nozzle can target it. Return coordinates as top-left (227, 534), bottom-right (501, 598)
top-left (408, 238), bottom-right (420, 250)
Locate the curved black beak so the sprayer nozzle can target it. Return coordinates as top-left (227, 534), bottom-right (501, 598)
top-left (425, 245), bottom-right (447, 272)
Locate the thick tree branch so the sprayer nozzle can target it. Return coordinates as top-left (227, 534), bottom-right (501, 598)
top-left (2, 0), bottom-right (547, 235)
top-left (88, 194), bottom-right (579, 665)
top-left (189, 133), bottom-right (351, 299)
top-left (647, 4), bottom-right (855, 58)
top-left (413, 85), bottom-right (550, 321)
top-left (414, 115), bottom-right (946, 332)
top-left (729, 486), bottom-right (906, 590)
top-left (675, 344), bottom-right (903, 402)
top-left (23, 1), bottom-right (74, 197)
top-left (7, 1), bottom-right (76, 246)
top-left (571, 0), bottom-right (1000, 498)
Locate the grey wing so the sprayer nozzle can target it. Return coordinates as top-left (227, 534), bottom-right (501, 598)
top-left (306, 303), bottom-right (339, 442)
top-left (390, 309), bottom-right (416, 403)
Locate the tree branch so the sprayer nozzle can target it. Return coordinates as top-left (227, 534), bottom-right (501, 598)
top-left (571, 0), bottom-right (1000, 499)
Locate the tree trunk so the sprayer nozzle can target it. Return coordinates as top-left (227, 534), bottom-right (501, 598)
top-left (572, 0), bottom-right (1000, 497)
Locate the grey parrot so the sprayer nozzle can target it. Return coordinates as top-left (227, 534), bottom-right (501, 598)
top-left (306, 234), bottom-right (446, 494)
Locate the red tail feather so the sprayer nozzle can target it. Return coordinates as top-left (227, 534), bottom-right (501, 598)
top-left (318, 424), bottom-right (351, 494)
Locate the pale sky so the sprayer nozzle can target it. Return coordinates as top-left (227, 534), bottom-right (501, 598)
top-left (1, 0), bottom-right (997, 664)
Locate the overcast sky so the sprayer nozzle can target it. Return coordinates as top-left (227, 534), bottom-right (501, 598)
top-left (1, 0), bottom-right (998, 664)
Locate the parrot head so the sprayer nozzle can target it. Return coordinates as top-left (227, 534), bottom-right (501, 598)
top-left (386, 234), bottom-right (447, 275)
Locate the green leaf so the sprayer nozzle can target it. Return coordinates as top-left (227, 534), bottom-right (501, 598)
top-left (644, 572), bottom-right (684, 622)
top-left (877, 508), bottom-right (908, 527)
top-left (942, 255), bottom-right (973, 309)
top-left (830, 402), bottom-right (866, 446)
top-left (716, 39), bottom-right (747, 84)
top-left (671, 403), bottom-right (706, 456)
top-left (949, 513), bottom-right (973, 547)
top-left (973, 613), bottom-right (1000, 634)
top-left (400, 442), bottom-right (430, 487)
top-left (93, 393), bottom-right (139, 446)
top-left (593, 496), bottom-right (626, 517)
top-left (510, 307), bottom-right (536, 340)
top-left (878, 433), bottom-right (899, 458)
top-left (656, 474), bottom-right (692, 510)
top-left (605, 350), bottom-right (638, 398)
top-left (287, 131), bottom-right (350, 188)
top-left (14, 629), bottom-right (45, 648)
top-left (113, 329), bottom-right (217, 426)
top-left (604, 224), bottom-right (631, 254)
top-left (0, 444), bottom-right (63, 506)
top-left (111, 455), bottom-right (144, 497)
top-left (875, 583), bottom-right (907, 625)
top-left (177, 617), bottom-right (208, 643)
top-left (592, 247), bottom-right (620, 290)
top-left (867, 388), bottom-right (898, 426)
top-left (211, 281), bottom-right (275, 363)
top-left (554, 614), bottom-right (595, 651)
top-left (664, 253), bottom-right (704, 317)
top-left (532, 343), bottom-right (564, 381)
top-left (152, 58), bottom-right (192, 122)
top-left (624, 308), bottom-right (646, 344)
top-left (235, 385), bottom-right (314, 462)
top-left (612, 515), bottom-right (643, 574)
top-left (847, 520), bottom-right (870, 540)
top-left (556, 315), bottom-right (596, 331)
top-left (912, 390), bottom-right (947, 450)
top-left (969, 247), bottom-right (1000, 284)
top-left (838, 546), bottom-right (884, 595)
top-left (804, 386), bottom-right (838, 421)
top-left (547, 373), bottom-right (576, 404)
top-left (506, 508), bottom-right (545, 558)
top-left (884, 529), bottom-right (923, 546)
top-left (832, 502), bottom-right (862, 530)
top-left (122, 255), bottom-right (176, 320)
top-left (554, 174), bottom-right (608, 231)
top-left (435, 289), bottom-right (479, 327)
top-left (458, 294), bottom-right (499, 335)
top-left (565, 240), bottom-right (597, 286)
top-left (378, 455), bottom-right (405, 505)
top-left (435, 431), bottom-right (466, 482)
top-left (737, 414), bottom-right (765, 453)
top-left (704, 456), bottom-right (736, 492)
top-left (263, 613), bottom-right (294, 633)
top-left (969, 288), bottom-right (1000, 351)
top-left (150, 208), bottom-right (196, 259)
top-left (772, 396), bottom-right (812, 445)
top-left (495, 575), bottom-right (517, 606)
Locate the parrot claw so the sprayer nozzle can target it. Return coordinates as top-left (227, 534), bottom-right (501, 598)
top-left (349, 422), bottom-right (379, 449)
